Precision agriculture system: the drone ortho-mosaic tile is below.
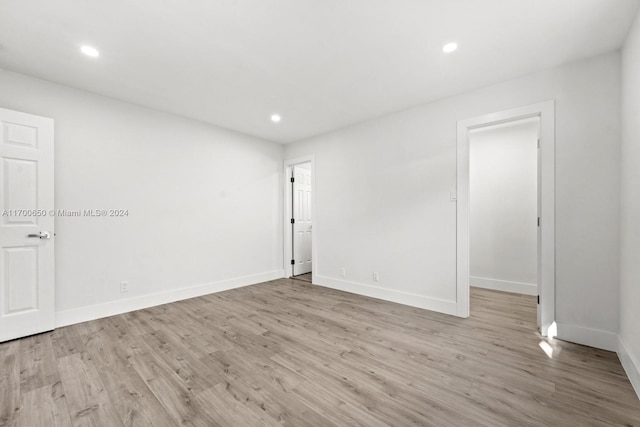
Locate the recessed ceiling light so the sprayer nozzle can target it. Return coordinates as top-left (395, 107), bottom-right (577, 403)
top-left (81, 45), bottom-right (100, 58)
top-left (442, 42), bottom-right (458, 53)
top-left (270, 114), bottom-right (281, 123)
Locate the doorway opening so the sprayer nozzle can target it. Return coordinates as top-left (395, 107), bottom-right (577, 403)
top-left (284, 156), bottom-right (315, 283)
top-left (468, 117), bottom-right (539, 323)
top-left (457, 101), bottom-right (556, 336)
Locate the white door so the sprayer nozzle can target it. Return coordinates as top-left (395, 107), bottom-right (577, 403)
top-left (293, 165), bottom-right (312, 275)
top-left (0, 108), bottom-right (55, 342)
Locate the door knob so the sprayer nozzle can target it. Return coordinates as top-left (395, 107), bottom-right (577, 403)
top-left (27, 232), bottom-right (51, 239)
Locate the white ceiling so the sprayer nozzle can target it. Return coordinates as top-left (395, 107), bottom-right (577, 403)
top-left (0, 0), bottom-right (638, 143)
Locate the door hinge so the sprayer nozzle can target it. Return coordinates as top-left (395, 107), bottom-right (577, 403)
top-left (290, 218), bottom-right (295, 224)
top-left (290, 177), bottom-right (295, 183)
top-left (537, 138), bottom-right (541, 149)
top-left (537, 295), bottom-right (540, 304)
top-left (537, 217), bottom-right (540, 227)
top-left (291, 259), bottom-right (295, 265)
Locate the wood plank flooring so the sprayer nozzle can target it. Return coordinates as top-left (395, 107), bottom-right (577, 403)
top-left (1, 279), bottom-right (639, 426)
top-left (291, 273), bottom-right (312, 283)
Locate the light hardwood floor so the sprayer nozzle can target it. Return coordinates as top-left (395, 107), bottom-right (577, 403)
top-left (291, 272), bottom-right (312, 283)
top-left (1, 279), bottom-right (639, 426)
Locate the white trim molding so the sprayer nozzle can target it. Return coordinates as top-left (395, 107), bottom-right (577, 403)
top-left (315, 275), bottom-right (458, 315)
top-left (55, 270), bottom-right (284, 328)
top-left (555, 322), bottom-right (618, 352)
top-left (618, 336), bottom-right (640, 400)
top-left (470, 276), bottom-right (537, 296)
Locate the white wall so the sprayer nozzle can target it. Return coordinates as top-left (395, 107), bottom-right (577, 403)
top-left (619, 9), bottom-right (640, 398)
top-left (0, 70), bottom-right (284, 325)
top-left (469, 118), bottom-right (538, 295)
top-left (285, 52), bottom-right (621, 347)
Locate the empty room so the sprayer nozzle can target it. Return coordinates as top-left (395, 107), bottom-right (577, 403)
top-left (1, 0), bottom-right (640, 425)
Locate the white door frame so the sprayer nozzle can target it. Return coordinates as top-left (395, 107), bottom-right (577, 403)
top-left (456, 101), bottom-right (556, 336)
top-left (283, 155), bottom-right (316, 281)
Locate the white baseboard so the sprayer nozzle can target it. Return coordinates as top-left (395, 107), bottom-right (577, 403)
top-left (555, 322), bottom-right (618, 352)
top-left (618, 336), bottom-right (640, 400)
top-left (470, 276), bottom-right (537, 296)
top-left (55, 270), bottom-right (284, 328)
top-left (314, 275), bottom-right (458, 316)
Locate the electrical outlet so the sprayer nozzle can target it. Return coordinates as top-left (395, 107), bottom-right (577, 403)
top-left (340, 267), bottom-right (346, 278)
top-left (120, 281), bottom-right (129, 293)
top-left (373, 272), bottom-right (380, 282)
